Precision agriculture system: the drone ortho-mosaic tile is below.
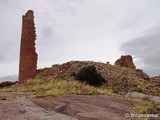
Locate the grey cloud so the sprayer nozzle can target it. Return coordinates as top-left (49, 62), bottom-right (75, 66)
top-left (121, 26), bottom-right (160, 76)
top-left (144, 26), bottom-right (160, 36)
top-left (47, 0), bottom-right (82, 15)
top-left (0, 75), bottom-right (18, 82)
top-left (0, 40), bottom-right (19, 63)
top-left (0, 41), bottom-right (10, 62)
top-left (0, 56), bottom-right (5, 61)
top-left (41, 26), bottom-right (54, 38)
top-left (120, 9), bottom-right (149, 28)
top-left (143, 67), bottom-right (160, 77)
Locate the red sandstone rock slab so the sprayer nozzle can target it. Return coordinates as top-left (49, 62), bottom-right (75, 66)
top-left (0, 92), bottom-right (77, 120)
top-left (32, 95), bottom-right (134, 120)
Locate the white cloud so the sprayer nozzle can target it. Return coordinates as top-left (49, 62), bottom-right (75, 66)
top-left (0, 0), bottom-right (160, 79)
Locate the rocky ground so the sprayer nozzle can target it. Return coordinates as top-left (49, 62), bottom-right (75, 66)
top-left (0, 92), bottom-right (77, 120)
top-left (0, 92), bottom-right (135, 120)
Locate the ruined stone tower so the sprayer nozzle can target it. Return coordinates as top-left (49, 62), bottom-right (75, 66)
top-left (18, 10), bottom-right (38, 84)
top-left (114, 55), bottom-right (136, 69)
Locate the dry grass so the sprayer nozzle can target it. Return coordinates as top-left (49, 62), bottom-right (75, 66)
top-left (0, 78), bottom-right (116, 98)
top-left (0, 96), bottom-right (7, 100)
top-left (133, 102), bottom-right (160, 120)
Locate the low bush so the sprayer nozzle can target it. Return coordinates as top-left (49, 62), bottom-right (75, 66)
top-left (0, 81), bottom-right (16, 88)
top-left (75, 66), bottom-right (106, 86)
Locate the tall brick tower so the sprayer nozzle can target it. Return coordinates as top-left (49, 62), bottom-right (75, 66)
top-left (18, 10), bottom-right (38, 84)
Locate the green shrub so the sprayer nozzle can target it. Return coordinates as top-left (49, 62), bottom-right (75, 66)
top-left (75, 66), bottom-right (106, 86)
top-left (0, 81), bottom-right (16, 88)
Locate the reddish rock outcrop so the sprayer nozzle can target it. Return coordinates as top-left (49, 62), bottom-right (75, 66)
top-left (114, 55), bottom-right (136, 69)
top-left (136, 69), bottom-right (150, 80)
top-left (150, 76), bottom-right (160, 87)
top-left (18, 10), bottom-right (37, 84)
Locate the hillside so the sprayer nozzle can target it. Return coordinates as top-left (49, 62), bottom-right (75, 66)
top-left (0, 61), bottom-right (160, 119)
top-left (36, 61), bottom-right (160, 96)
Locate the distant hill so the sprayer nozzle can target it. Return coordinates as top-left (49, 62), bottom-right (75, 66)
top-left (36, 61), bottom-right (160, 96)
top-left (0, 75), bottom-right (18, 82)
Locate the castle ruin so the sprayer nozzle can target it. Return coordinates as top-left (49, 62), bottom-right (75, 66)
top-left (114, 55), bottom-right (136, 69)
top-left (18, 10), bottom-right (38, 84)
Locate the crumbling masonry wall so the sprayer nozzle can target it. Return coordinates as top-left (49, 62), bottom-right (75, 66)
top-left (114, 55), bottom-right (136, 69)
top-left (18, 10), bottom-right (38, 84)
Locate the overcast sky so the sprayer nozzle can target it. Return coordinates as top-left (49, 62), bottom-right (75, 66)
top-left (0, 0), bottom-right (160, 81)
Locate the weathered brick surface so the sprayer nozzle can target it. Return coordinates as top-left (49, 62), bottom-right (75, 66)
top-left (18, 10), bottom-right (37, 84)
top-left (114, 55), bottom-right (136, 69)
